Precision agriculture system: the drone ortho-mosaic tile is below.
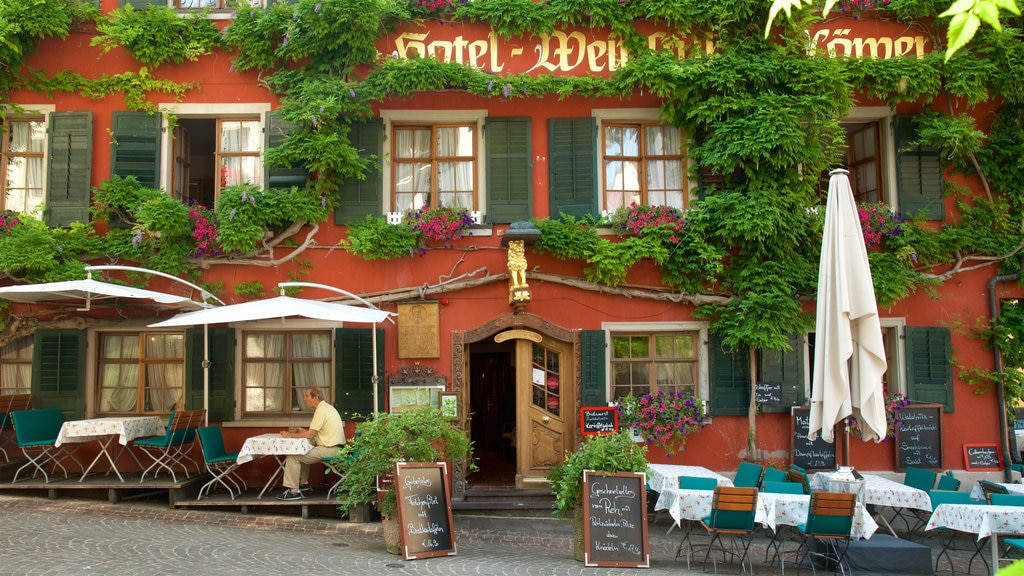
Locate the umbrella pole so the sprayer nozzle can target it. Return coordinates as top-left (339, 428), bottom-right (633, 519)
top-left (371, 322), bottom-right (379, 417)
top-left (203, 323), bottom-right (209, 427)
top-left (843, 420), bottom-right (850, 466)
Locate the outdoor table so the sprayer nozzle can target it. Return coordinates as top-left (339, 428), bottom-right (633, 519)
top-left (55, 416), bottom-right (165, 482)
top-left (646, 464), bottom-right (733, 493)
top-left (970, 480), bottom-right (1024, 501)
top-left (236, 433), bottom-right (314, 498)
top-left (926, 502), bottom-right (1024, 575)
top-left (812, 472), bottom-right (931, 536)
top-left (655, 487), bottom-right (877, 539)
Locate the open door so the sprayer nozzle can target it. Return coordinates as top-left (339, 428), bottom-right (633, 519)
top-left (516, 336), bottom-right (573, 488)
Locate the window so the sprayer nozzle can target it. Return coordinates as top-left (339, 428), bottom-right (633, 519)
top-left (171, 116), bottom-right (263, 207)
top-left (392, 123), bottom-right (477, 212)
top-left (841, 120), bottom-right (884, 203)
top-left (602, 122), bottom-right (685, 211)
top-left (242, 331), bottom-right (331, 414)
top-left (610, 332), bottom-right (698, 401)
top-left (175, 0), bottom-right (258, 7)
top-left (0, 117), bottom-right (46, 217)
top-left (0, 336), bottom-right (33, 394)
top-left (97, 332), bottom-right (185, 414)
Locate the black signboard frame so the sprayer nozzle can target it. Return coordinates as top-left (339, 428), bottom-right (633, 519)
top-left (581, 470), bottom-right (650, 568)
top-left (894, 403), bottom-right (942, 471)
top-left (791, 406), bottom-right (837, 471)
top-left (394, 461), bottom-right (456, 560)
top-left (964, 443), bottom-right (1003, 471)
top-left (580, 407), bottom-right (619, 436)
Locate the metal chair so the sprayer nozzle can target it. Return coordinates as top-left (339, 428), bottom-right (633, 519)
top-left (0, 394), bottom-right (33, 462)
top-left (762, 466), bottom-right (789, 487)
top-left (979, 479), bottom-right (1011, 503)
top-left (790, 491), bottom-right (857, 576)
top-left (788, 464), bottom-right (812, 494)
top-left (929, 489), bottom-right (975, 575)
top-left (135, 409), bottom-right (205, 483)
top-left (890, 466), bottom-right (937, 536)
top-left (196, 426), bottom-right (245, 500)
top-left (763, 480), bottom-right (807, 566)
top-left (697, 486), bottom-right (759, 575)
top-left (670, 474), bottom-right (718, 543)
top-left (733, 461), bottom-right (765, 489)
top-left (10, 408), bottom-right (81, 483)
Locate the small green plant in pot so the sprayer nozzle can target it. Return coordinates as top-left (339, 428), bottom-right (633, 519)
top-left (334, 408), bottom-right (474, 554)
top-left (547, 431), bottom-right (648, 561)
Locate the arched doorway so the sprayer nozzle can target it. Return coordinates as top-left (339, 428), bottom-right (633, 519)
top-left (453, 313), bottom-right (578, 491)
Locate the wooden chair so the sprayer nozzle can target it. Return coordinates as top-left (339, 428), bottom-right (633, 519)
top-left (788, 464), bottom-right (812, 494)
top-left (10, 408), bottom-right (81, 483)
top-left (790, 491), bottom-right (857, 576)
top-left (135, 409), bottom-right (206, 483)
top-left (979, 479), bottom-right (1011, 504)
top-left (696, 486), bottom-right (759, 575)
top-left (0, 394), bottom-right (33, 461)
top-left (196, 425), bottom-right (245, 500)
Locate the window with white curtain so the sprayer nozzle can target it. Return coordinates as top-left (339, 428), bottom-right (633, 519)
top-left (216, 118), bottom-right (262, 193)
top-left (0, 336), bottom-right (33, 395)
top-left (610, 332), bottom-right (699, 402)
top-left (392, 123), bottom-right (476, 212)
top-left (1, 118), bottom-right (46, 217)
top-left (97, 332), bottom-right (185, 415)
top-left (603, 122), bottom-right (685, 211)
top-left (242, 331), bottom-right (332, 415)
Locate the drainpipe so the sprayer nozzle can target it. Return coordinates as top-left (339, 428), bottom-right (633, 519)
top-left (990, 270), bottom-right (1020, 482)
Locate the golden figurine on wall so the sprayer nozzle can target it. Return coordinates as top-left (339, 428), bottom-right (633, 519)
top-left (507, 239), bottom-right (531, 309)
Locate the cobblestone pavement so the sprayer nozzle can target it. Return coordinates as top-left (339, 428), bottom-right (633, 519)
top-left (0, 493), bottom-right (1009, 576)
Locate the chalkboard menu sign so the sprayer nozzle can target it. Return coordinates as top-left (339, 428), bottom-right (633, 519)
top-left (756, 381), bottom-right (783, 405)
top-left (894, 404), bottom-right (942, 470)
top-left (963, 443), bottom-right (1002, 471)
top-left (394, 462), bottom-right (456, 560)
top-left (791, 406), bottom-right (837, 470)
top-left (582, 471), bottom-right (649, 568)
top-left (580, 407), bottom-right (619, 436)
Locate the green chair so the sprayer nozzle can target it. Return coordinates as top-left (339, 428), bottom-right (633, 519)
top-left (936, 470), bottom-right (961, 491)
top-left (670, 475), bottom-right (720, 542)
top-left (135, 409), bottom-right (205, 483)
top-left (929, 489), bottom-right (975, 575)
top-left (979, 479), bottom-right (1011, 503)
top-left (788, 464), bottom-right (812, 494)
top-left (891, 466), bottom-right (937, 535)
top-left (696, 486), bottom-right (759, 575)
top-left (763, 480), bottom-right (805, 494)
top-left (990, 493), bottom-right (1024, 507)
top-left (10, 408), bottom-right (81, 483)
top-left (762, 466), bottom-right (788, 487)
top-left (196, 426), bottom-right (245, 500)
top-left (733, 461), bottom-right (765, 489)
top-left (762, 480), bottom-right (808, 566)
top-left (790, 491), bottom-right (857, 576)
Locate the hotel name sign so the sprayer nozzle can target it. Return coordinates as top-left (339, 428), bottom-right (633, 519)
top-left (382, 20), bottom-right (928, 76)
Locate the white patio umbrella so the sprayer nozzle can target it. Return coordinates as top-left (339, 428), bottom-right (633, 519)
top-left (0, 275), bottom-right (207, 311)
top-left (149, 291), bottom-right (393, 421)
top-left (808, 169), bottom-right (889, 448)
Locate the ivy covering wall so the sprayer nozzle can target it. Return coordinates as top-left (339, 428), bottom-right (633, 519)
top-left (0, 0), bottom-right (1022, 372)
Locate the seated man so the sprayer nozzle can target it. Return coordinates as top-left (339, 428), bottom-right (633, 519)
top-left (277, 386), bottom-right (345, 500)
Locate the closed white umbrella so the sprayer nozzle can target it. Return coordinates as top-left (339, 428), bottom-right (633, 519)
top-left (808, 169), bottom-right (888, 444)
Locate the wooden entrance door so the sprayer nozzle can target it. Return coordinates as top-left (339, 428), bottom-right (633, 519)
top-left (515, 336), bottom-right (573, 487)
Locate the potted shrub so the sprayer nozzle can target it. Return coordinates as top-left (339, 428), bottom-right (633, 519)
top-left (547, 430), bottom-right (648, 561)
top-left (334, 408), bottom-right (474, 554)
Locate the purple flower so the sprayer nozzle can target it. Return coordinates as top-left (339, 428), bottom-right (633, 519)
top-left (319, 105), bottom-right (325, 113)
top-left (350, 88), bottom-right (356, 98)
top-left (312, 117), bottom-right (318, 128)
top-left (487, 80), bottom-right (494, 92)
top-left (132, 229), bottom-right (143, 247)
top-left (503, 85), bottom-right (511, 98)
top-left (229, 208), bottom-right (237, 219)
top-left (321, 197), bottom-right (327, 207)
top-left (250, 195), bottom-right (256, 206)
top-left (314, 2), bottom-right (321, 11)
top-left (241, 191), bottom-right (247, 202)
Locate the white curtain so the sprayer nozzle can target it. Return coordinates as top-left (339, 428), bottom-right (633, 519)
top-left (244, 334), bottom-right (285, 412)
top-left (145, 334), bottom-right (184, 412)
top-left (220, 120), bottom-right (262, 188)
top-left (0, 337), bottom-right (32, 394)
top-left (437, 127), bottom-right (474, 208)
top-left (4, 121), bottom-right (45, 215)
top-left (99, 336), bottom-right (140, 413)
top-left (395, 129), bottom-right (432, 211)
top-left (290, 333), bottom-right (331, 412)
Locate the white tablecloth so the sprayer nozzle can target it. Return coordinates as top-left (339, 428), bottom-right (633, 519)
top-left (646, 464), bottom-right (733, 493)
top-left (55, 416), bottom-right (164, 447)
top-left (812, 472), bottom-right (932, 511)
top-left (655, 487), bottom-right (877, 539)
top-left (926, 502), bottom-right (1024, 575)
top-left (236, 433), bottom-right (313, 464)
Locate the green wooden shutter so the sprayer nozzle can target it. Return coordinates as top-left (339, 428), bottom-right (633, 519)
top-left (759, 333), bottom-right (806, 413)
top-left (548, 117), bottom-right (597, 220)
top-left (895, 115), bottom-right (945, 221)
top-left (110, 111), bottom-right (162, 189)
top-left (335, 119), bottom-right (383, 225)
top-left (335, 328), bottom-right (385, 420)
top-left (708, 333), bottom-right (751, 416)
top-left (31, 329), bottom-right (86, 419)
top-left (186, 328), bottom-right (234, 421)
top-left (264, 111), bottom-right (309, 190)
top-left (46, 111), bottom-right (93, 227)
top-left (905, 326), bottom-right (953, 412)
top-left (486, 117), bottom-right (531, 223)
top-left (580, 330), bottom-right (607, 407)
